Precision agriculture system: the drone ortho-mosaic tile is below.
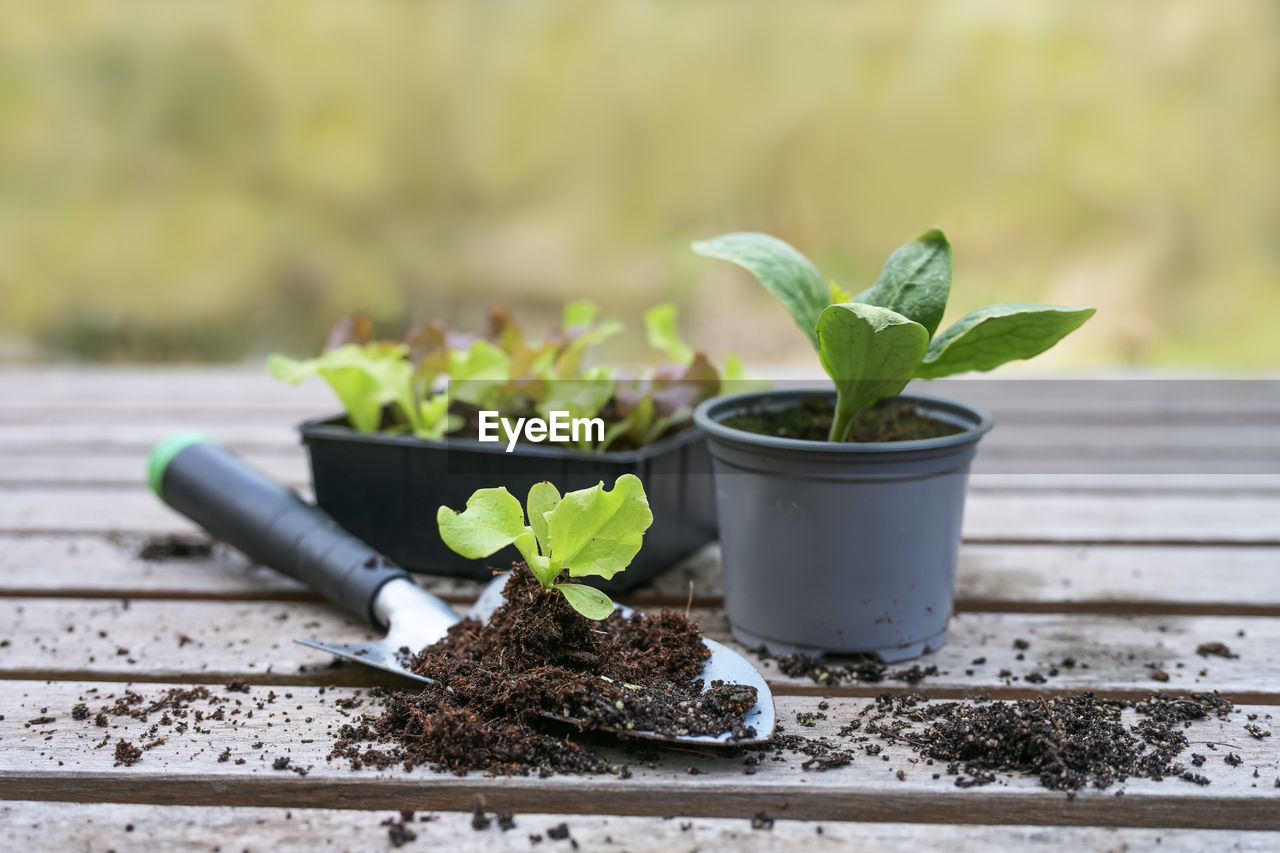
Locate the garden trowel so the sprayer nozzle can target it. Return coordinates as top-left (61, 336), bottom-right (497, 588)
top-left (147, 432), bottom-right (775, 745)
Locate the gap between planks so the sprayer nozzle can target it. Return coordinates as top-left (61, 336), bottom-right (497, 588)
top-left (1, 683), bottom-right (1277, 830)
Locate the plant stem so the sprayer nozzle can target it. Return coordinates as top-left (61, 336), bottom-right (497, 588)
top-left (828, 405), bottom-right (854, 443)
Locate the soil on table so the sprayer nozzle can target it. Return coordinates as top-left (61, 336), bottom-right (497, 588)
top-left (861, 691), bottom-right (1235, 790)
top-left (722, 396), bottom-right (964, 443)
top-left (328, 566), bottom-right (759, 776)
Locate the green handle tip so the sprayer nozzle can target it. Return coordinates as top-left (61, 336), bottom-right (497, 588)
top-left (147, 431), bottom-right (211, 497)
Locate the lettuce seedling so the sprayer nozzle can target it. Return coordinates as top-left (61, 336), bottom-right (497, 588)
top-left (693, 230), bottom-right (1095, 442)
top-left (437, 474), bottom-right (654, 619)
top-left (268, 343), bottom-right (455, 440)
top-left (272, 298), bottom-right (735, 451)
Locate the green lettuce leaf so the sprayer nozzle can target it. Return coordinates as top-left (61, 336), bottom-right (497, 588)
top-left (553, 583), bottom-right (614, 620)
top-left (268, 343), bottom-right (414, 434)
top-left (644, 302), bottom-right (695, 365)
top-left (544, 474), bottom-right (653, 580)
top-left (526, 481), bottom-right (561, 558)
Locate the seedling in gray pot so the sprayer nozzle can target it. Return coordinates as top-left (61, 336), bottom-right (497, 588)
top-left (693, 230), bottom-right (1095, 440)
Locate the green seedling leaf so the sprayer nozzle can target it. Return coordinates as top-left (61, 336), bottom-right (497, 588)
top-left (449, 339), bottom-right (512, 407)
top-left (520, 538), bottom-right (556, 587)
top-left (829, 282), bottom-right (852, 304)
top-left (914, 304), bottom-right (1096, 379)
top-left (436, 487), bottom-right (528, 560)
top-left (438, 475), bottom-right (652, 619)
top-left (644, 303), bottom-right (695, 365)
top-left (540, 366), bottom-right (614, 424)
top-left (554, 582), bottom-right (615, 620)
top-left (555, 318), bottom-right (623, 379)
top-left (692, 232), bottom-right (829, 350)
top-left (526, 481), bottom-right (561, 557)
top-left (563, 299), bottom-right (599, 329)
top-left (854, 229), bottom-right (951, 338)
top-left (545, 474), bottom-right (653, 580)
top-left (414, 393), bottom-right (454, 441)
top-left (817, 303), bottom-right (929, 442)
top-left (268, 343), bottom-right (415, 434)
top-left (723, 354), bottom-right (744, 382)
top-left (599, 394), bottom-right (655, 451)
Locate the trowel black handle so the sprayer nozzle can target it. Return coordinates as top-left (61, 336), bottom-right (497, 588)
top-left (147, 432), bottom-right (410, 626)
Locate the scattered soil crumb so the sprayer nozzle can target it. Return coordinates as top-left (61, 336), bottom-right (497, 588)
top-left (750, 812), bottom-right (775, 830)
top-left (546, 822), bottom-right (571, 840)
top-left (137, 534), bottom-right (214, 561)
top-left (382, 811), bottom-right (418, 847)
top-left (1196, 642), bottom-right (1238, 659)
top-left (113, 739), bottom-right (142, 767)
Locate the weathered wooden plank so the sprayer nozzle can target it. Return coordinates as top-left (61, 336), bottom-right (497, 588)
top-left (646, 543), bottom-right (1280, 616)
top-left (3, 801), bottom-right (1277, 853)
top-left (1, 683), bottom-right (1276, 828)
top-left (1, 598), bottom-right (1275, 700)
top-left (7, 487), bottom-right (1278, 544)
top-left (0, 535), bottom-right (476, 602)
top-left (4, 368), bottom-right (1276, 414)
top-left (0, 452), bottom-right (309, 488)
top-left (5, 536), bottom-right (1277, 618)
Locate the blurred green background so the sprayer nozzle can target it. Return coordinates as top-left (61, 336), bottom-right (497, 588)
top-left (1, 0), bottom-right (1277, 369)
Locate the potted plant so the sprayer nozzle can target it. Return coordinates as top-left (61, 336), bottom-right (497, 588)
top-left (268, 301), bottom-right (732, 592)
top-left (691, 230), bottom-right (1094, 661)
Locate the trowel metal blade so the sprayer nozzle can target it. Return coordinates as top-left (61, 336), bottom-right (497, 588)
top-left (294, 637), bottom-right (431, 684)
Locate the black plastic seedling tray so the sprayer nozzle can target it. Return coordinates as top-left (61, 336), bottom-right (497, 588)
top-left (298, 416), bottom-right (717, 593)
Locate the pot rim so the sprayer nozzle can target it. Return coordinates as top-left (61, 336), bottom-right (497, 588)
top-left (694, 388), bottom-right (993, 455)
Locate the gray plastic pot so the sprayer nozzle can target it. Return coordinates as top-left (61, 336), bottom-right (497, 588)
top-left (693, 389), bottom-right (993, 663)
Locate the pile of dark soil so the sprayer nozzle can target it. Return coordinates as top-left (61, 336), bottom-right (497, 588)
top-left (722, 396), bottom-right (965, 443)
top-left (329, 566), bottom-right (759, 776)
top-left (862, 691), bottom-right (1234, 791)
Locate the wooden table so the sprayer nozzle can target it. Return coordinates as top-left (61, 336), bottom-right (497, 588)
top-left (2, 367), bottom-right (1278, 851)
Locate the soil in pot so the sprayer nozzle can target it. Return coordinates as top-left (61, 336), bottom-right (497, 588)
top-left (722, 395), bottom-right (964, 442)
top-left (328, 566), bottom-right (760, 776)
